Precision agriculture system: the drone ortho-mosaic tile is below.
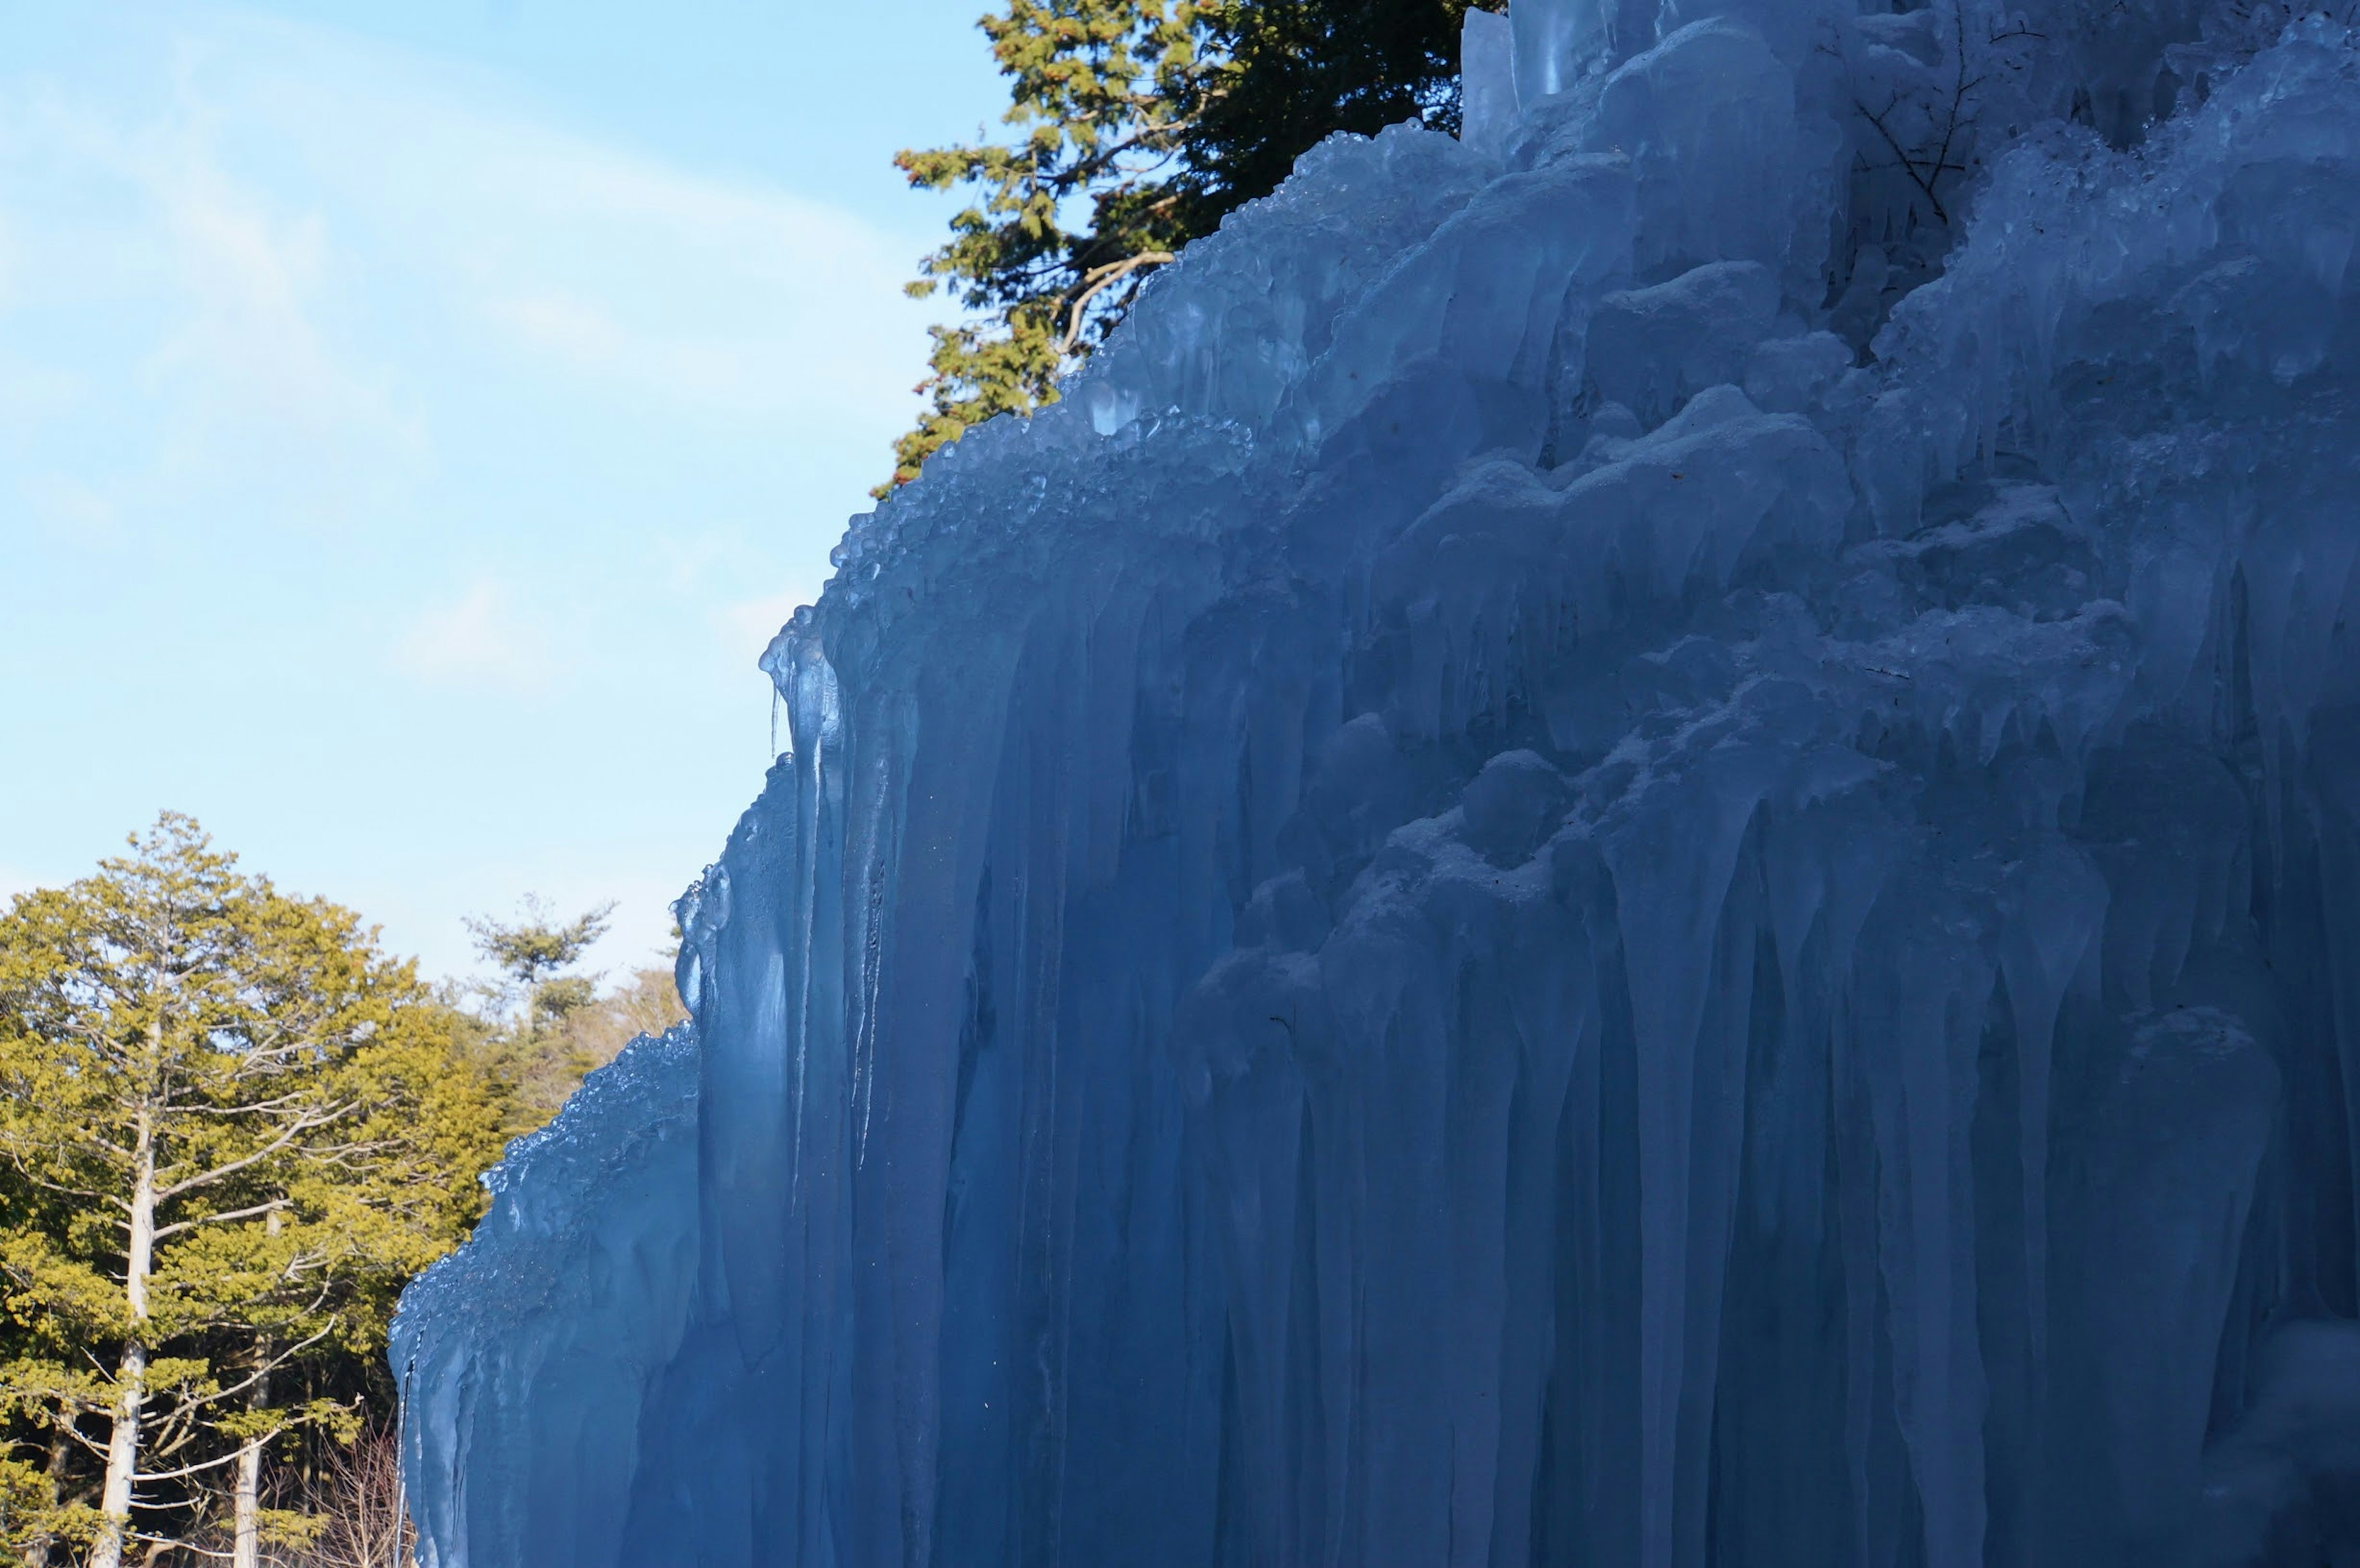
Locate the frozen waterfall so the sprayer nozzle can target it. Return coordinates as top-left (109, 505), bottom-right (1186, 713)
top-left (393, 0), bottom-right (2360, 1561)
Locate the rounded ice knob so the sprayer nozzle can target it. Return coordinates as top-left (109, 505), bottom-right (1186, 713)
top-left (1460, 748), bottom-right (1569, 864)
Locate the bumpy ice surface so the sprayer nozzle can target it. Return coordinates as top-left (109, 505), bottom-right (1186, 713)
top-left (395, 0), bottom-right (2360, 1561)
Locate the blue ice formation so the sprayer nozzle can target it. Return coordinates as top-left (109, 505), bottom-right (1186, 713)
top-left (394, 0), bottom-right (2360, 1561)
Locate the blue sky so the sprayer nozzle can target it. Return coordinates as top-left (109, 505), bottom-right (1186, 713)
top-left (0, 1), bottom-right (1007, 981)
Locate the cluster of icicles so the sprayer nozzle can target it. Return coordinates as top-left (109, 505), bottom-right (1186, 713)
top-left (396, 1), bottom-right (2360, 1562)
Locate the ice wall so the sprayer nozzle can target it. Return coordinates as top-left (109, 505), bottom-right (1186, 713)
top-left (395, 1), bottom-right (2360, 1562)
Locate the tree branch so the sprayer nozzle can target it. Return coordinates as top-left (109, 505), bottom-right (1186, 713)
top-left (150, 1199), bottom-right (288, 1244)
top-left (1058, 251), bottom-right (1177, 354)
top-left (132, 1443), bottom-right (268, 1485)
top-left (155, 1103), bottom-right (355, 1201)
top-left (173, 1325), bottom-right (336, 1415)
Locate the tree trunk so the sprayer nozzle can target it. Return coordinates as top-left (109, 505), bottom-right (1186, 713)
top-left (26, 1424), bottom-right (69, 1568)
top-left (232, 1433), bottom-right (262, 1568)
top-left (88, 1107), bottom-right (157, 1568)
top-left (234, 1217), bottom-right (278, 1568)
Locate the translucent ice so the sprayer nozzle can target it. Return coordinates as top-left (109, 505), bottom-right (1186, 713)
top-left (396, 3), bottom-right (2360, 1564)
top-left (1461, 8), bottom-right (1519, 159)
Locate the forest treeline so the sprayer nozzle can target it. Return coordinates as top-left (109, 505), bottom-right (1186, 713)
top-left (0, 817), bottom-right (678, 1567)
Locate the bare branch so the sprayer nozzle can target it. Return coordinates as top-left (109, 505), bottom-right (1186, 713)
top-left (171, 1325), bottom-right (337, 1414)
top-left (133, 1441), bottom-right (273, 1485)
top-left (133, 1535), bottom-right (232, 1561)
top-left (151, 1199), bottom-right (288, 1244)
top-left (1058, 251), bottom-right (1176, 354)
top-left (154, 1102), bottom-right (356, 1200)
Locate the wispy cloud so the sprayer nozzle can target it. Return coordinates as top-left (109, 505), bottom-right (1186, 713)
top-left (0, 60), bottom-right (425, 533)
top-left (0, 8), bottom-right (928, 551)
top-left (138, 127), bottom-right (360, 424)
top-left (396, 582), bottom-right (557, 695)
top-left (204, 14), bottom-right (929, 428)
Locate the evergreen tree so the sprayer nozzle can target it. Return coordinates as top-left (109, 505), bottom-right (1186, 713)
top-left (463, 897), bottom-right (621, 1127)
top-left (0, 816), bottom-right (503, 1567)
top-left (0, 1167), bottom-right (103, 1564)
top-left (1189, 0), bottom-right (1492, 203)
top-left (884, 0), bottom-right (1500, 490)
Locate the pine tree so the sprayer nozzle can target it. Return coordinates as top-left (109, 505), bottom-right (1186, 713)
top-left (0, 816), bottom-right (503, 1566)
top-left (1188, 0), bottom-right (1492, 202)
top-left (886, 0), bottom-right (1211, 492)
top-left (464, 897), bottom-right (621, 1126)
top-left (884, 0), bottom-right (1500, 491)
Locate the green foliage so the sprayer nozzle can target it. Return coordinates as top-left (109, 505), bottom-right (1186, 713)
top-left (883, 0), bottom-right (1500, 490)
top-left (462, 899), bottom-right (682, 1131)
top-left (0, 815), bottom-right (506, 1563)
top-left (1189, 0), bottom-right (1493, 199)
top-left (887, 0), bottom-right (1209, 491)
top-left (465, 898), bottom-right (609, 987)
top-left (485, 963), bottom-right (686, 1127)
top-left (0, 825), bottom-right (668, 1562)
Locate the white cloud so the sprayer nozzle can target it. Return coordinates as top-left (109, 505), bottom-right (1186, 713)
top-left (0, 63), bottom-right (426, 530)
top-left (396, 581), bottom-right (557, 694)
top-left (199, 15), bottom-right (930, 429)
top-left (140, 138), bottom-right (344, 417)
top-left (0, 8), bottom-right (927, 551)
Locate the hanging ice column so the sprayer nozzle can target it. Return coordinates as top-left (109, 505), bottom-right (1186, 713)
top-left (395, 0), bottom-right (2360, 1562)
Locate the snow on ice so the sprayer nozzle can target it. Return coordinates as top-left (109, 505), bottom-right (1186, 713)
top-left (393, 0), bottom-right (2360, 1561)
